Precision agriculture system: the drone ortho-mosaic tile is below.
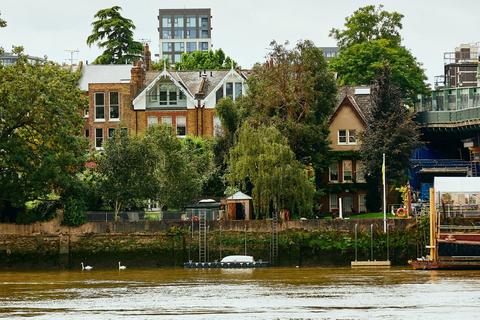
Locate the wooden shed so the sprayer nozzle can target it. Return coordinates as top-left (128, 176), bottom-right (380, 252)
top-left (226, 191), bottom-right (252, 220)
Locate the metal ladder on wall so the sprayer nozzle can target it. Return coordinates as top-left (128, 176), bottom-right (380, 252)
top-left (198, 210), bottom-right (207, 262)
top-left (270, 211), bottom-right (278, 265)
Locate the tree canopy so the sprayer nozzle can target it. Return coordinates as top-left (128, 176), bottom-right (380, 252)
top-left (239, 40), bottom-right (337, 188)
top-left (360, 65), bottom-right (421, 211)
top-left (329, 5), bottom-right (428, 103)
top-left (0, 12), bottom-right (6, 28)
top-left (330, 5), bottom-right (403, 48)
top-left (174, 49), bottom-right (237, 70)
top-left (227, 123), bottom-right (315, 218)
top-left (86, 6), bottom-right (143, 64)
top-left (0, 53), bottom-right (87, 219)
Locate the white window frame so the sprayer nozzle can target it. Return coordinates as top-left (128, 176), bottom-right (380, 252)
top-left (95, 128), bottom-right (104, 150)
top-left (329, 162), bottom-right (339, 182)
top-left (338, 129), bottom-right (357, 145)
top-left (109, 92), bottom-right (120, 121)
top-left (176, 116), bottom-right (186, 137)
top-left (329, 194), bottom-right (338, 211)
top-left (108, 128), bottom-right (116, 139)
top-left (148, 116), bottom-right (159, 127)
top-left (94, 92), bottom-right (105, 121)
top-left (343, 160), bottom-right (353, 183)
top-left (338, 130), bottom-right (347, 145)
top-left (359, 194), bottom-right (367, 213)
top-left (162, 116), bottom-right (172, 126)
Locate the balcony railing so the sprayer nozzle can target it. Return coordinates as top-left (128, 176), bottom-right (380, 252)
top-left (416, 107), bottom-right (480, 125)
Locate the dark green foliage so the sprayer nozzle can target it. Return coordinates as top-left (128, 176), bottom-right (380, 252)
top-left (330, 5), bottom-right (403, 48)
top-left (86, 6), bottom-right (143, 64)
top-left (329, 5), bottom-right (428, 103)
top-left (0, 51), bottom-right (87, 221)
top-left (360, 66), bottom-right (421, 211)
top-left (175, 49), bottom-right (236, 70)
top-left (16, 201), bottom-right (60, 224)
top-left (0, 11), bottom-right (6, 28)
top-left (62, 198), bottom-right (87, 226)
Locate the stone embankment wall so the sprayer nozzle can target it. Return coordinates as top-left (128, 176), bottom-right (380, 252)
top-left (0, 218), bottom-right (421, 269)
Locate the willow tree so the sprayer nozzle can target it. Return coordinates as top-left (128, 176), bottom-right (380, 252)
top-left (86, 6), bottom-right (143, 64)
top-left (227, 123), bottom-right (315, 218)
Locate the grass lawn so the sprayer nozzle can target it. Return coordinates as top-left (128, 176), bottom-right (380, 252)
top-left (350, 212), bottom-right (397, 219)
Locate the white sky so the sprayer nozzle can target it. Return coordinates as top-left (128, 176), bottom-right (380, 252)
top-left (1, 0), bottom-right (479, 86)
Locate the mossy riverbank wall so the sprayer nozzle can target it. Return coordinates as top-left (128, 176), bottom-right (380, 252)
top-left (0, 219), bottom-right (427, 269)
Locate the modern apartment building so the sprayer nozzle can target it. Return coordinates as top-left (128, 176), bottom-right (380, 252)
top-left (158, 8), bottom-right (212, 64)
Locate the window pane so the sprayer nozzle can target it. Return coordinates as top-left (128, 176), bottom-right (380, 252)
top-left (176, 116), bottom-right (186, 136)
top-left (234, 83), bottom-right (242, 99)
top-left (162, 17), bottom-right (171, 27)
top-left (199, 42), bottom-right (209, 51)
top-left (216, 87), bottom-right (223, 103)
top-left (200, 29), bottom-right (209, 38)
top-left (162, 42), bottom-right (173, 52)
top-left (148, 116), bottom-right (158, 127)
top-left (109, 92), bottom-right (119, 119)
top-left (169, 90), bottom-right (177, 105)
top-left (173, 54), bottom-right (181, 63)
top-left (338, 130), bottom-right (347, 144)
top-left (174, 42), bottom-right (184, 51)
top-left (329, 163), bottom-right (339, 181)
top-left (200, 16), bottom-right (209, 28)
top-left (186, 28), bottom-right (197, 39)
top-left (95, 128), bottom-right (103, 148)
top-left (85, 129), bottom-right (89, 138)
top-left (359, 194), bottom-right (367, 213)
top-left (174, 29), bottom-right (184, 39)
top-left (186, 16), bottom-right (196, 27)
top-left (162, 30), bottom-right (171, 39)
top-left (343, 160), bottom-right (352, 182)
top-left (162, 116), bottom-right (172, 125)
top-left (108, 128), bottom-right (115, 138)
top-left (173, 16), bottom-right (184, 27)
top-left (342, 196), bottom-right (353, 213)
top-left (186, 42), bottom-right (197, 52)
top-left (349, 129), bottom-right (357, 144)
top-left (226, 82), bottom-right (233, 98)
top-left (94, 92), bottom-right (104, 119)
top-left (329, 194), bottom-right (338, 210)
top-left (159, 89), bottom-right (168, 105)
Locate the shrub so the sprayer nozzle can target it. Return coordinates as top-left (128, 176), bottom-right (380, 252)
top-left (63, 198), bottom-right (87, 226)
top-left (16, 201), bottom-right (60, 224)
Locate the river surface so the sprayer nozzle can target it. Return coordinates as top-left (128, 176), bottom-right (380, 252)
top-left (0, 267), bottom-right (479, 319)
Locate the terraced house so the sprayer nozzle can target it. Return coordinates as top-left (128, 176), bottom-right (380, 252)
top-left (320, 87), bottom-right (371, 216)
top-left (79, 45), bottom-right (248, 149)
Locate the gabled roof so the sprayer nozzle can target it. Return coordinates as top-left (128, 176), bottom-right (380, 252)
top-left (78, 64), bottom-right (132, 91)
top-left (226, 191), bottom-right (252, 201)
top-left (329, 86), bottom-right (371, 125)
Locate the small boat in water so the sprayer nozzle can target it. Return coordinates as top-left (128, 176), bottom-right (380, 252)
top-left (184, 255), bottom-right (269, 269)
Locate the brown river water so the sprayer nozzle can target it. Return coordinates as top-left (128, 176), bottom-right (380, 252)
top-left (0, 267), bottom-right (479, 319)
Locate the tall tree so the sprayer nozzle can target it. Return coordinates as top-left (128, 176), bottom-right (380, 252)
top-left (240, 40), bottom-right (337, 189)
top-left (330, 5), bottom-right (403, 49)
top-left (329, 5), bottom-right (428, 103)
top-left (96, 132), bottom-right (160, 220)
top-left (0, 52), bottom-right (87, 221)
top-left (86, 6), bottom-right (143, 64)
top-left (227, 123), bottom-right (315, 218)
top-left (0, 11), bottom-right (6, 28)
top-left (360, 65), bottom-right (421, 211)
top-left (174, 49), bottom-right (237, 70)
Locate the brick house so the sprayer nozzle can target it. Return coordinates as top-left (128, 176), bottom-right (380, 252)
top-left (320, 87), bottom-right (372, 216)
top-left (79, 44), bottom-right (248, 149)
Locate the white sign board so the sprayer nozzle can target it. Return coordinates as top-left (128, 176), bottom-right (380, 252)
top-left (434, 177), bottom-right (480, 193)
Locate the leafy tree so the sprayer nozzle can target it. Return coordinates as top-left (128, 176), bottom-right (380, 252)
top-left (360, 65), bottom-right (420, 211)
top-left (240, 40), bottom-right (337, 189)
top-left (144, 125), bottom-right (201, 209)
top-left (0, 52), bottom-right (87, 221)
top-left (329, 5), bottom-right (428, 102)
top-left (0, 11), bottom-right (6, 28)
top-left (63, 197), bottom-right (87, 226)
top-left (330, 5), bottom-right (403, 48)
top-left (175, 49), bottom-right (237, 70)
top-left (96, 132), bottom-right (160, 220)
top-left (86, 6), bottom-right (143, 64)
top-left (227, 123), bottom-right (315, 218)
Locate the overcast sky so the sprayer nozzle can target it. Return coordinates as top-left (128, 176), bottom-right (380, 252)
top-left (1, 0), bottom-right (479, 86)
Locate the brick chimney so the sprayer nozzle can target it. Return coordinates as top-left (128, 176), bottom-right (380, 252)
top-left (143, 43), bottom-right (151, 71)
top-left (130, 60), bottom-right (145, 98)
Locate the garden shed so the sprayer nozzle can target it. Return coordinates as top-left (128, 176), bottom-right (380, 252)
top-left (226, 191), bottom-right (252, 220)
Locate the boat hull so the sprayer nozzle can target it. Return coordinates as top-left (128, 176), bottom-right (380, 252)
top-left (184, 261), bottom-right (270, 269)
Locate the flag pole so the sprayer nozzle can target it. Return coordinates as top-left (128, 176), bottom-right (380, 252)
top-left (383, 153), bottom-right (387, 233)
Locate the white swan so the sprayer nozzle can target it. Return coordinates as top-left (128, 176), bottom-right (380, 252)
top-left (81, 262), bottom-right (93, 271)
top-left (118, 261), bottom-right (127, 270)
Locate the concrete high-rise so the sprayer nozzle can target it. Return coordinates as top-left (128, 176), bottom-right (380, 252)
top-left (158, 8), bottom-right (212, 64)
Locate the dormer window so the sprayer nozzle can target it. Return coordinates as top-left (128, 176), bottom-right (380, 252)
top-left (338, 129), bottom-right (357, 145)
top-left (148, 81), bottom-right (186, 108)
